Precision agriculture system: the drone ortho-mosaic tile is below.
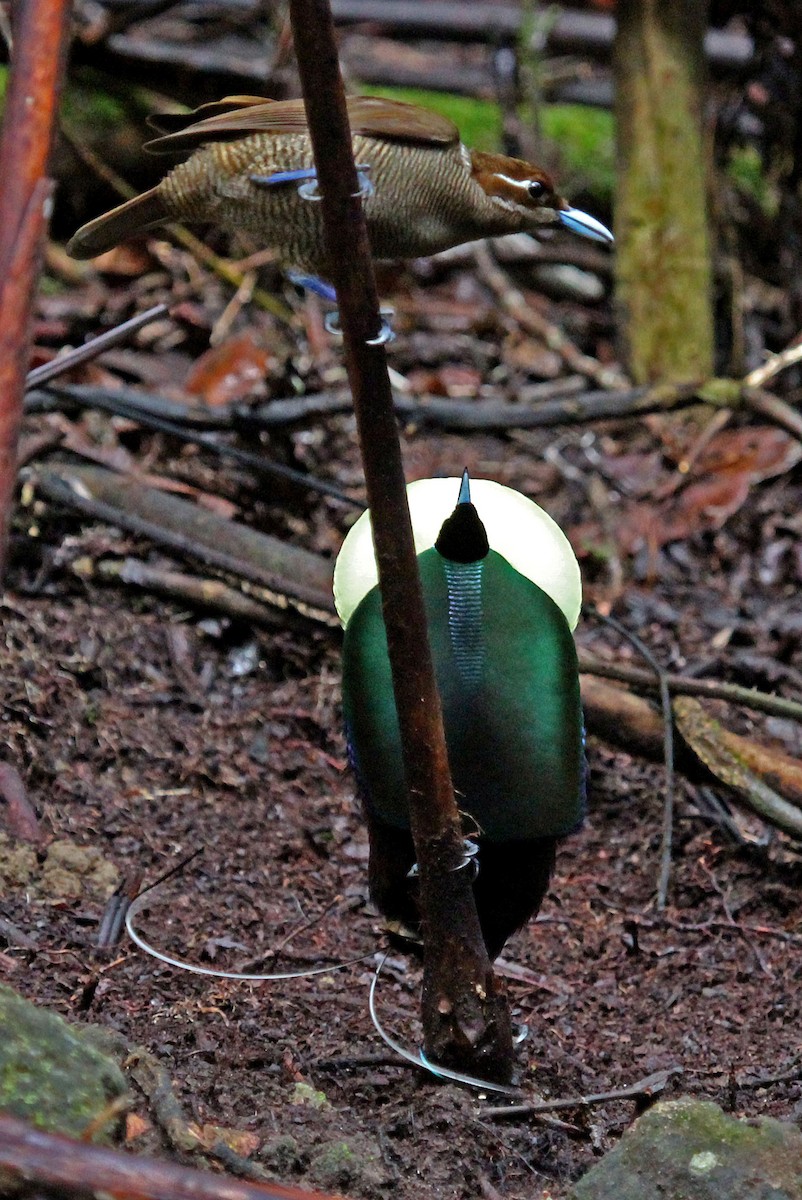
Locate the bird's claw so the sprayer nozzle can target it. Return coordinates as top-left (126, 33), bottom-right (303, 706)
top-left (288, 277), bottom-right (395, 346)
top-left (455, 838), bottom-right (480, 880)
top-left (324, 307), bottom-right (396, 345)
top-left (406, 837), bottom-right (480, 882)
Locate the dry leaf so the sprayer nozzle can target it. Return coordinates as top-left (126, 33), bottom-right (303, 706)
top-left (125, 1113), bottom-right (151, 1142)
top-left (694, 426), bottom-right (802, 481)
top-left (191, 1123), bottom-right (261, 1157)
top-left (185, 332), bottom-right (271, 407)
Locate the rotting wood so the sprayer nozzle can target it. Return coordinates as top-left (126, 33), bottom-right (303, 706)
top-left (73, 5), bottom-right (754, 111)
top-left (34, 466), bottom-right (337, 620)
top-left (579, 653), bottom-right (802, 724)
top-left (673, 697), bottom-right (802, 836)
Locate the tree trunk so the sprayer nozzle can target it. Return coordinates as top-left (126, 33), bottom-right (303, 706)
top-left (614, 0), bottom-right (714, 383)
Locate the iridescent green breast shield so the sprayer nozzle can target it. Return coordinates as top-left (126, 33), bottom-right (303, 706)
top-left (342, 547), bottom-right (584, 841)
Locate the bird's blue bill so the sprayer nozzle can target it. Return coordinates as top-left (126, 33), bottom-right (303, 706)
top-left (559, 207), bottom-right (614, 244)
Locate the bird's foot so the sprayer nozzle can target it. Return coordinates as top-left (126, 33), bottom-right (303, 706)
top-left (324, 306), bottom-right (395, 345)
top-left (406, 837), bottom-right (480, 882)
top-left (249, 163), bottom-right (374, 200)
top-left (288, 272), bottom-right (395, 344)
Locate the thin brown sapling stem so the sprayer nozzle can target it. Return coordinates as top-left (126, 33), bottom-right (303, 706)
top-left (286, 0), bottom-right (514, 1080)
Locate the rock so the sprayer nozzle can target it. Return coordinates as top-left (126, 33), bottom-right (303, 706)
top-left (307, 1135), bottom-right (388, 1193)
top-left (0, 984), bottom-right (129, 1141)
top-left (258, 1133), bottom-right (307, 1175)
top-left (290, 1082), bottom-right (331, 1110)
top-left (571, 1097), bottom-right (802, 1200)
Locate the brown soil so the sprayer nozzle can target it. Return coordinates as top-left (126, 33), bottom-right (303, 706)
top-left (3, 265), bottom-right (802, 1199)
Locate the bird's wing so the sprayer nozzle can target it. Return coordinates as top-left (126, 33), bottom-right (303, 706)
top-left (147, 96), bottom-right (271, 135)
top-left (145, 96), bottom-right (460, 154)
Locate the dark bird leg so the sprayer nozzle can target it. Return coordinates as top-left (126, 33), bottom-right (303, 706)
top-left (471, 837), bottom-right (557, 962)
top-left (365, 803), bottom-right (558, 961)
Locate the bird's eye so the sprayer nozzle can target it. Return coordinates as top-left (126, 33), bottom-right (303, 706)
top-left (527, 180), bottom-right (546, 200)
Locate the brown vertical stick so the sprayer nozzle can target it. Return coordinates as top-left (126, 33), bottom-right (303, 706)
top-left (287, 0), bottom-right (513, 1080)
top-left (0, 0), bottom-right (72, 579)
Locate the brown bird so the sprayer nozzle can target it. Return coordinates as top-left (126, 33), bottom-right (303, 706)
top-left (68, 95), bottom-right (612, 273)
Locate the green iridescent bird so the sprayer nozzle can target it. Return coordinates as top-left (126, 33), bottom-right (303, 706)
top-left (334, 473), bottom-right (585, 960)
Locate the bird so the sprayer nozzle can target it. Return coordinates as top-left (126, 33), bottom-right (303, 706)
top-left (334, 472), bottom-right (585, 961)
top-left (67, 94), bottom-right (613, 274)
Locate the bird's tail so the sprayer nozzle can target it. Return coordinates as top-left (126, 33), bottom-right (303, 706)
top-left (67, 188), bottom-right (168, 259)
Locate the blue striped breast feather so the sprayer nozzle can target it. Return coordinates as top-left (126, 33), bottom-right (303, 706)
top-left (443, 560), bottom-right (485, 686)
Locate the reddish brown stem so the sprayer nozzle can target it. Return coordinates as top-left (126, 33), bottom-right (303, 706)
top-left (0, 0), bottom-right (71, 579)
top-left (287, 0), bottom-right (512, 1080)
top-left (0, 1114), bottom-right (344, 1200)
top-left (0, 180), bottom-right (52, 573)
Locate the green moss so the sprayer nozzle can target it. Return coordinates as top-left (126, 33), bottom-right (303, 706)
top-left (572, 1098), bottom-right (802, 1200)
top-left (291, 1082), bottom-right (331, 1109)
top-left (307, 1141), bottom-right (361, 1191)
top-left (727, 145), bottom-right (780, 218)
top-left (362, 85), bottom-right (502, 151)
top-left (541, 105), bottom-right (615, 198)
top-left (363, 85), bottom-right (614, 199)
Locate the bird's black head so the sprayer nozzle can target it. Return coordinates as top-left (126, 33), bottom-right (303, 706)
top-left (435, 470), bottom-right (490, 563)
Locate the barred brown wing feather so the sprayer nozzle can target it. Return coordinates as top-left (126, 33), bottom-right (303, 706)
top-left (145, 96), bottom-right (460, 155)
top-left (147, 96), bottom-right (271, 136)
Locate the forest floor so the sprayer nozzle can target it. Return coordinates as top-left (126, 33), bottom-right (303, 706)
top-left (2, 236), bottom-right (801, 1200)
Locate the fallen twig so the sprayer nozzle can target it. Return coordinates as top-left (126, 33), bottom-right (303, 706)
top-left (737, 1058), bottom-right (802, 1088)
top-left (29, 373), bottom-right (801, 439)
top-left (698, 860), bottom-right (774, 978)
top-left (744, 340), bottom-right (802, 390)
top-left (40, 385), bottom-right (363, 508)
top-left (587, 611), bottom-right (676, 908)
top-left (674, 697), bottom-right (802, 837)
top-left (34, 466), bottom-right (337, 619)
top-left (26, 305), bottom-right (169, 390)
top-left (581, 675), bottom-right (802, 834)
top-left (483, 1066), bottom-right (682, 1120)
top-left (743, 385), bottom-right (802, 441)
top-left (473, 241), bottom-right (629, 390)
top-left (578, 652), bottom-right (802, 723)
top-left (85, 557), bottom-right (301, 631)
